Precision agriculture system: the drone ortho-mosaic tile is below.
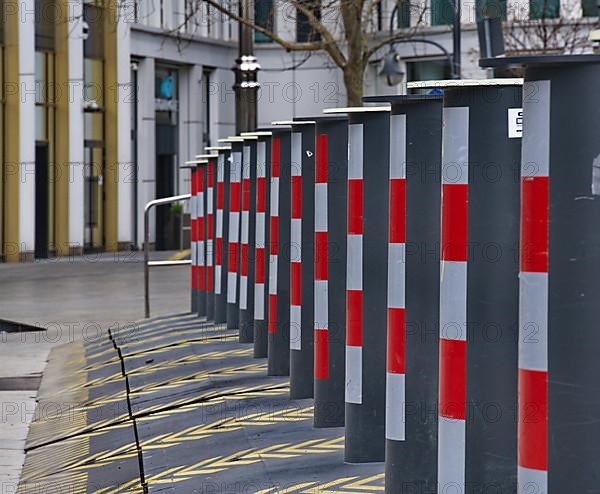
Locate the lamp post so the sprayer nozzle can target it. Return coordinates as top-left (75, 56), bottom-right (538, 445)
top-left (381, 0), bottom-right (461, 84)
top-left (233, 0), bottom-right (260, 133)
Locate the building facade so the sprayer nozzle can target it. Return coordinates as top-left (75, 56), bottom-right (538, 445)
top-left (0, 0), bottom-right (596, 260)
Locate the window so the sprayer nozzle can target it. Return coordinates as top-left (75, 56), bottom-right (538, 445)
top-left (255, 0), bottom-right (274, 42)
top-left (582, 0), bottom-right (598, 16)
top-left (529, 0), bottom-right (559, 18)
top-left (476, 0), bottom-right (507, 20)
top-left (407, 59), bottom-right (452, 93)
top-left (431, 0), bottom-right (455, 26)
top-left (296, 0), bottom-right (321, 42)
top-left (397, 0), bottom-right (411, 28)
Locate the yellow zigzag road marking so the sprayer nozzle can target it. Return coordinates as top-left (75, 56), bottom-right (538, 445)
top-left (147, 437), bottom-right (344, 485)
top-left (256, 474), bottom-right (385, 493)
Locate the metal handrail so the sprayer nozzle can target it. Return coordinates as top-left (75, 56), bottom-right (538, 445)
top-left (144, 194), bottom-right (191, 318)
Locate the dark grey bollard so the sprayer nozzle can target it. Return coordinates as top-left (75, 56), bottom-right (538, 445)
top-left (267, 126), bottom-right (292, 376)
top-left (481, 54), bottom-right (600, 494)
top-left (364, 94), bottom-right (443, 492)
top-left (325, 106), bottom-right (391, 463)
top-left (409, 79), bottom-right (523, 492)
top-left (238, 136), bottom-right (258, 343)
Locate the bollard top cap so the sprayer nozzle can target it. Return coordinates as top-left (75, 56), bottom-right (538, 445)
top-left (218, 136), bottom-right (245, 143)
top-left (323, 106), bottom-right (390, 114)
top-left (408, 78), bottom-right (523, 89)
top-left (480, 54), bottom-right (600, 68)
top-left (181, 159), bottom-right (208, 168)
top-left (241, 131), bottom-right (273, 137)
top-left (195, 154), bottom-right (219, 159)
top-left (271, 120), bottom-right (316, 125)
top-left (205, 145), bottom-right (231, 151)
top-left (295, 114), bottom-right (348, 122)
top-left (363, 94), bottom-right (443, 104)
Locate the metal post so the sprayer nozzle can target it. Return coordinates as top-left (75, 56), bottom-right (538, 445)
top-left (310, 115), bottom-right (349, 428)
top-left (325, 106), bottom-right (391, 463)
top-left (238, 135), bottom-right (259, 343)
top-left (453, 0), bottom-right (461, 78)
top-left (481, 53), bottom-right (600, 494)
top-left (365, 94), bottom-right (443, 491)
top-left (268, 126), bottom-right (292, 376)
top-left (249, 131), bottom-right (272, 358)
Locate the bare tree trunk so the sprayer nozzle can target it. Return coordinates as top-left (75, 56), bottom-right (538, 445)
top-left (343, 65), bottom-right (365, 107)
top-left (340, 0), bottom-right (366, 107)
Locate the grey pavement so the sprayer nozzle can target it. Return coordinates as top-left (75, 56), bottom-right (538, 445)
top-left (0, 251), bottom-right (191, 491)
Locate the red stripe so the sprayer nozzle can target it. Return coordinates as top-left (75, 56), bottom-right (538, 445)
top-left (228, 242), bottom-right (238, 273)
top-left (518, 368), bottom-right (548, 471)
top-left (191, 218), bottom-right (196, 243)
top-left (316, 134), bottom-right (328, 184)
top-left (198, 266), bottom-right (205, 291)
top-left (257, 177), bottom-right (266, 212)
top-left (215, 238), bottom-right (223, 266)
top-left (207, 215), bottom-right (214, 240)
top-left (314, 329), bottom-right (329, 379)
top-left (439, 338), bottom-right (467, 420)
top-left (217, 182), bottom-right (224, 210)
top-left (348, 179), bottom-right (364, 235)
top-left (389, 178), bottom-right (406, 244)
top-left (242, 178), bottom-right (250, 211)
top-left (346, 290), bottom-right (363, 347)
top-left (230, 182), bottom-right (241, 213)
top-left (272, 137), bottom-right (281, 178)
top-left (441, 183), bottom-right (468, 262)
top-left (315, 232), bottom-right (328, 281)
top-left (270, 217), bottom-right (279, 255)
top-left (208, 162), bottom-right (215, 186)
top-left (268, 294), bottom-right (277, 334)
top-left (241, 244), bottom-right (249, 276)
top-left (197, 217), bottom-right (204, 240)
top-left (291, 262), bottom-right (302, 306)
top-left (255, 247), bottom-right (265, 283)
top-left (291, 176), bottom-right (302, 219)
top-left (387, 308), bottom-right (405, 374)
top-left (198, 169), bottom-right (204, 195)
top-left (206, 266), bottom-right (214, 293)
top-left (521, 176), bottom-right (549, 273)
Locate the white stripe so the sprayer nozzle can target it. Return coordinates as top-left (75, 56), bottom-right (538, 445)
top-left (522, 81), bottom-right (550, 177)
top-left (442, 107), bottom-right (469, 185)
top-left (227, 272), bottom-right (237, 303)
top-left (254, 283), bottom-right (265, 320)
top-left (385, 372), bottom-right (406, 441)
top-left (390, 114), bottom-right (407, 179)
top-left (270, 177), bottom-right (280, 216)
top-left (345, 345), bottom-right (363, 404)
top-left (290, 305), bottom-right (302, 350)
top-left (207, 188), bottom-right (214, 214)
top-left (243, 146), bottom-right (251, 179)
top-left (268, 255), bottom-right (278, 295)
top-left (255, 212), bottom-right (265, 248)
top-left (207, 239), bottom-right (213, 265)
top-left (191, 242), bottom-right (197, 267)
top-left (388, 243), bottom-right (406, 309)
top-left (291, 218), bottom-right (302, 263)
top-left (240, 275), bottom-right (248, 310)
top-left (315, 183), bottom-right (328, 232)
top-left (217, 155), bottom-right (225, 181)
top-left (346, 234), bottom-right (363, 291)
top-left (348, 124), bottom-right (364, 180)
top-left (216, 210), bottom-right (223, 237)
top-left (438, 416), bottom-right (466, 490)
top-left (241, 211), bottom-right (249, 244)
top-left (314, 280), bottom-right (328, 330)
top-left (198, 192), bottom-right (204, 217)
top-left (191, 195), bottom-right (197, 220)
top-left (215, 265), bottom-right (222, 294)
top-left (229, 211), bottom-right (240, 243)
top-left (257, 142), bottom-right (266, 177)
top-left (231, 151), bottom-right (242, 182)
top-left (198, 241), bottom-right (205, 266)
top-left (518, 466), bottom-right (547, 494)
top-left (519, 272), bottom-right (548, 371)
top-left (291, 132), bottom-right (302, 177)
top-left (439, 260), bottom-right (467, 341)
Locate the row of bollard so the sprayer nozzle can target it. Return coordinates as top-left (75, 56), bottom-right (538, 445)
top-left (184, 55), bottom-right (600, 493)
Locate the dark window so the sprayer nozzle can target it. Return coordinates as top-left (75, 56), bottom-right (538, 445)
top-left (407, 59), bottom-right (452, 93)
top-left (582, 0), bottom-right (598, 16)
top-left (35, 0), bottom-right (56, 51)
top-left (476, 0), bottom-right (507, 20)
top-left (529, 0), bottom-right (559, 18)
top-left (296, 0), bottom-right (321, 42)
top-left (255, 0), bottom-right (274, 42)
top-left (397, 0), bottom-right (411, 28)
top-left (84, 4), bottom-right (105, 60)
top-left (431, 0), bottom-right (455, 26)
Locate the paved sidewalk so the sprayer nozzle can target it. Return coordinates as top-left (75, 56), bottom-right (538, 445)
top-left (0, 252), bottom-right (190, 492)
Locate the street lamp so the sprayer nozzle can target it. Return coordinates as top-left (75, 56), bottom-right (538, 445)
top-left (380, 0), bottom-right (461, 85)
